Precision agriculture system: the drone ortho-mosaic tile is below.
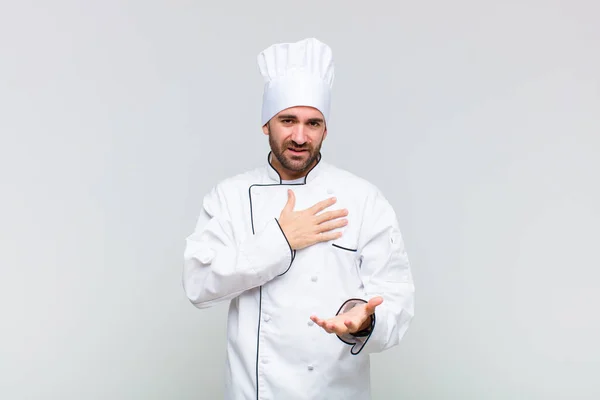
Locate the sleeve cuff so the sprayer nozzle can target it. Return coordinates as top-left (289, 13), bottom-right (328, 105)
top-left (335, 298), bottom-right (376, 355)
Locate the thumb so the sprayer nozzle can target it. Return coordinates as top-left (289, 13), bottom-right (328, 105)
top-left (365, 296), bottom-right (383, 314)
top-left (282, 189), bottom-right (296, 214)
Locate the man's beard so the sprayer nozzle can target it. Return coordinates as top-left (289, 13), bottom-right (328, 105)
top-left (269, 135), bottom-right (322, 174)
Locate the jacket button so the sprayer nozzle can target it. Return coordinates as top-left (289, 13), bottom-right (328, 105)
top-left (262, 358), bottom-right (268, 364)
top-left (307, 364), bottom-right (314, 371)
top-left (263, 315), bottom-right (271, 322)
top-left (311, 276), bottom-right (318, 282)
top-left (307, 320), bottom-right (314, 326)
top-left (198, 249), bottom-right (215, 264)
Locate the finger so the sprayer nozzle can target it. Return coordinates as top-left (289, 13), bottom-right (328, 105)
top-left (308, 196), bottom-right (337, 214)
top-left (315, 208), bottom-right (349, 224)
top-left (315, 231), bottom-right (343, 243)
top-left (344, 319), bottom-right (359, 332)
top-left (282, 189), bottom-right (296, 213)
top-left (365, 296), bottom-right (384, 314)
top-left (311, 316), bottom-right (328, 328)
top-left (316, 218), bottom-right (348, 234)
top-left (325, 321), bottom-right (343, 334)
top-left (316, 320), bottom-right (333, 333)
top-left (331, 321), bottom-right (350, 335)
top-left (313, 317), bottom-right (341, 334)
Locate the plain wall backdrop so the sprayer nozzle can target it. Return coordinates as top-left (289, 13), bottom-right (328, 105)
top-left (1, 1), bottom-right (599, 399)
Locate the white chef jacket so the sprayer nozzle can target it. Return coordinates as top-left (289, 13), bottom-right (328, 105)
top-left (183, 153), bottom-right (415, 400)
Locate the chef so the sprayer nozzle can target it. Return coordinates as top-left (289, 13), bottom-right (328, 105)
top-left (183, 37), bottom-right (415, 400)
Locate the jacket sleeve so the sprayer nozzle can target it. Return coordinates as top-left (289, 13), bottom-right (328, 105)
top-left (183, 184), bottom-right (294, 309)
top-left (336, 188), bottom-right (415, 355)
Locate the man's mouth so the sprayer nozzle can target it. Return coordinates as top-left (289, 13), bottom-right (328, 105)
top-left (288, 148), bottom-right (308, 154)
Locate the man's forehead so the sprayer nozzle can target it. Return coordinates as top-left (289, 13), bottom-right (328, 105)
top-left (275, 106), bottom-right (325, 120)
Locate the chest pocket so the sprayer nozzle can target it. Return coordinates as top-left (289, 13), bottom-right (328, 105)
top-left (328, 191), bottom-right (360, 256)
top-left (324, 238), bottom-right (363, 298)
top-left (324, 186), bottom-right (367, 295)
top-left (329, 239), bottom-right (360, 268)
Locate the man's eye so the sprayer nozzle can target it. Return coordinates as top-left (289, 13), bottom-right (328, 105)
top-left (310, 122), bottom-right (320, 127)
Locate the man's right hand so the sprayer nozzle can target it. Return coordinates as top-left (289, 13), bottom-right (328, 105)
top-left (277, 189), bottom-right (348, 250)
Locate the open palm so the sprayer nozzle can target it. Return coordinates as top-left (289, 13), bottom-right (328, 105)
top-left (310, 296), bottom-right (383, 335)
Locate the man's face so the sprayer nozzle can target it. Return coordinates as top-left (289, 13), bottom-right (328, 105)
top-left (263, 106), bottom-right (327, 179)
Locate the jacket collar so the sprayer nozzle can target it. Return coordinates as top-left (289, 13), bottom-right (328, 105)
top-left (266, 151), bottom-right (323, 184)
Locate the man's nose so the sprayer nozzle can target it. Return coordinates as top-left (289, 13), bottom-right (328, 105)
top-left (291, 125), bottom-right (308, 145)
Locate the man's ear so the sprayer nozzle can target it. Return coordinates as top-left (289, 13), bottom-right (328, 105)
top-left (323, 127), bottom-right (328, 140)
top-left (262, 122), bottom-right (270, 136)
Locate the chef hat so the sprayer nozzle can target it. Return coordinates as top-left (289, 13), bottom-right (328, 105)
top-left (257, 37), bottom-right (335, 126)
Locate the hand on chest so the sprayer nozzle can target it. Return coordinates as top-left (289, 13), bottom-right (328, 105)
top-left (249, 183), bottom-right (360, 251)
top-left (250, 183), bottom-right (364, 306)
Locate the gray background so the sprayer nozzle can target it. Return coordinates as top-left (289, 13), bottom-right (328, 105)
top-left (1, 1), bottom-right (599, 399)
